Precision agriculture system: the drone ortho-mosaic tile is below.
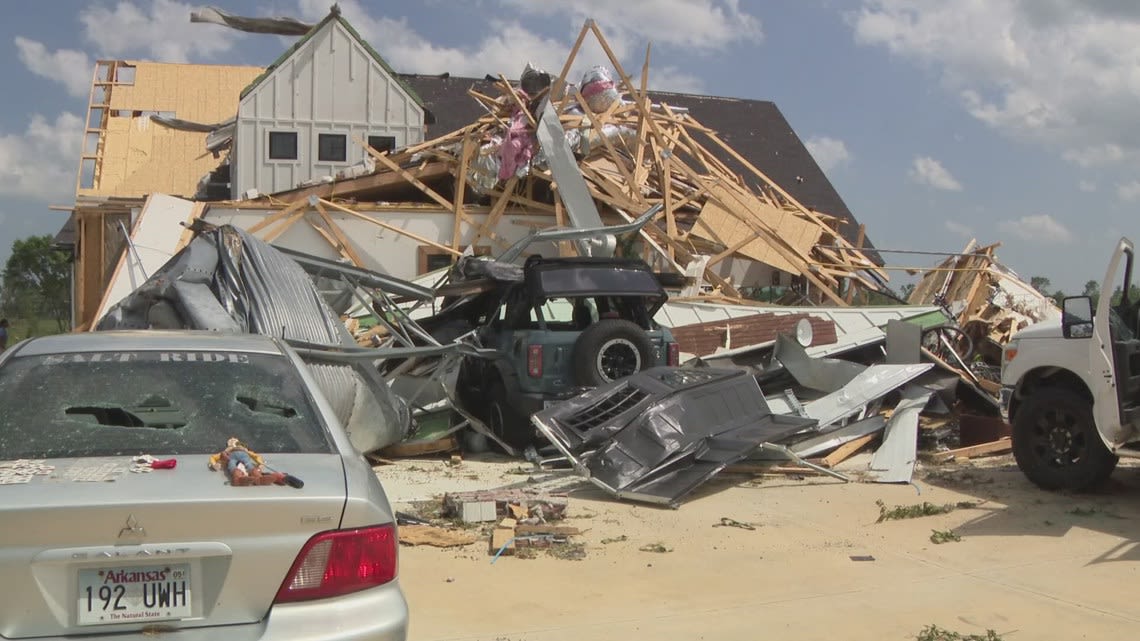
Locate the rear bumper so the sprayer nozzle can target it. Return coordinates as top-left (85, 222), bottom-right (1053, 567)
top-left (10, 581), bottom-right (408, 641)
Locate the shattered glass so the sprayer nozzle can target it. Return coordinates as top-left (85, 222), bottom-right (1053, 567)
top-left (0, 352), bottom-right (333, 459)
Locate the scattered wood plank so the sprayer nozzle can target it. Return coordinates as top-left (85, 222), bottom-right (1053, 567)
top-left (399, 525), bottom-right (477, 548)
top-left (821, 433), bottom-right (879, 468)
top-left (929, 437), bottom-right (1012, 463)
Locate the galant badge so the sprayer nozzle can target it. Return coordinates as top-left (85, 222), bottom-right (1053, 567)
top-left (118, 514), bottom-right (146, 538)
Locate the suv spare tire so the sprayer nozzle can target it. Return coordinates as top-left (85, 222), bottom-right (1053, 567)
top-left (572, 319), bottom-right (656, 387)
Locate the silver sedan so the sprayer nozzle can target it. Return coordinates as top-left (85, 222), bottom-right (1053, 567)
top-left (0, 331), bottom-right (407, 640)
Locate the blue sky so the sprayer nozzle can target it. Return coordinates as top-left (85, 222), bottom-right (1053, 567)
top-left (2, 0), bottom-right (1136, 294)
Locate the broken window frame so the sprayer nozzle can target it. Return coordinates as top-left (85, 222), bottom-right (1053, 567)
top-left (317, 133), bottom-right (348, 163)
top-left (267, 130), bottom-right (299, 161)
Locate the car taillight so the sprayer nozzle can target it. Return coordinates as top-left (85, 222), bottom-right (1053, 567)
top-left (274, 524), bottom-right (397, 603)
top-left (667, 342), bottom-right (680, 367)
top-left (527, 345), bottom-right (543, 377)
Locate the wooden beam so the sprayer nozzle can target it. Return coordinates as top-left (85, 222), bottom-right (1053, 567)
top-left (821, 433), bottom-right (880, 468)
top-left (470, 176), bottom-right (519, 248)
top-left (451, 137), bottom-right (473, 252)
top-left (319, 198), bottom-right (462, 257)
top-left (278, 161), bottom-right (452, 204)
top-left (313, 201), bottom-right (367, 267)
top-left (361, 141), bottom-right (455, 212)
top-left (247, 197), bottom-right (309, 235)
top-left (930, 438), bottom-right (1011, 463)
top-left (263, 210), bottom-right (306, 242)
top-left (707, 230), bottom-right (762, 267)
top-left (551, 21), bottom-right (592, 113)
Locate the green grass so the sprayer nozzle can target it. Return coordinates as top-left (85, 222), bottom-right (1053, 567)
top-left (6, 317), bottom-right (67, 343)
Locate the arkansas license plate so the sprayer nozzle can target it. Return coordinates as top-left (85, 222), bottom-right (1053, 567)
top-left (77, 563), bottom-right (191, 626)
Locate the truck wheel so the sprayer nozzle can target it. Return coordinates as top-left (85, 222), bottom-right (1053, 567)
top-left (572, 319), bottom-right (656, 387)
top-left (1011, 388), bottom-right (1118, 491)
top-left (486, 379), bottom-right (533, 449)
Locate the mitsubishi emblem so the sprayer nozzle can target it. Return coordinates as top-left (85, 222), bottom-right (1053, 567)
top-left (118, 514), bottom-right (146, 539)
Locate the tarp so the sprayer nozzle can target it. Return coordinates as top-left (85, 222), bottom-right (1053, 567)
top-left (190, 6), bottom-right (314, 35)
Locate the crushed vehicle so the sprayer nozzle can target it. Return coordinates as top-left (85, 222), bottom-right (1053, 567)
top-left (422, 254), bottom-right (679, 447)
top-left (1002, 237), bottom-right (1140, 491)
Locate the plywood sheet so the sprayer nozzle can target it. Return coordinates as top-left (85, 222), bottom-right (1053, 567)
top-left (80, 62), bottom-right (264, 199)
top-left (690, 184), bottom-right (822, 274)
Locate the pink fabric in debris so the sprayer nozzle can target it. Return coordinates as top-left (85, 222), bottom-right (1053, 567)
top-left (499, 95), bottom-right (535, 180)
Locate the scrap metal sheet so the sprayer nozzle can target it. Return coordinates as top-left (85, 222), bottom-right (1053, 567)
top-left (804, 363), bottom-right (933, 429)
top-left (868, 385), bottom-right (932, 483)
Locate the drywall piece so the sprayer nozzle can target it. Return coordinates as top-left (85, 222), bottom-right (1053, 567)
top-left (804, 363), bottom-right (933, 429)
top-left (868, 385), bottom-right (933, 483)
top-left (94, 194), bottom-right (200, 324)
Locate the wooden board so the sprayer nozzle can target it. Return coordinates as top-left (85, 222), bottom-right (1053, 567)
top-left (929, 437), bottom-right (1012, 463)
top-left (690, 184), bottom-right (823, 274)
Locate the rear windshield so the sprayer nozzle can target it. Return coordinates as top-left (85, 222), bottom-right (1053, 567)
top-left (535, 266), bottom-right (663, 298)
top-left (0, 351), bottom-right (332, 459)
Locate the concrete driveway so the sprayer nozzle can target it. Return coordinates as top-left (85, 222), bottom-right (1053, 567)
top-left (380, 455), bottom-right (1140, 640)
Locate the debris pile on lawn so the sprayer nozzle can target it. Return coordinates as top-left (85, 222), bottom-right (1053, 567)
top-left (908, 240), bottom-right (1059, 361)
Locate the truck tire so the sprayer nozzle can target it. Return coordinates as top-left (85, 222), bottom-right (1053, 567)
top-left (572, 319), bottom-right (656, 387)
top-left (1011, 388), bottom-right (1118, 491)
top-left (485, 379), bottom-right (534, 449)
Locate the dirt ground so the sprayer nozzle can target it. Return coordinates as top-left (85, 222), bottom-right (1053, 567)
top-left (376, 453), bottom-right (1140, 641)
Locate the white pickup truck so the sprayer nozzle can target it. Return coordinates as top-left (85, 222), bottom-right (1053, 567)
top-left (1001, 238), bottom-right (1140, 490)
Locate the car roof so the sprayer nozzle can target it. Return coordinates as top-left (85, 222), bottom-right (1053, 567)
top-left (12, 330), bottom-right (289, 357)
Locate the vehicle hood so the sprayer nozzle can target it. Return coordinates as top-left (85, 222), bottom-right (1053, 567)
top-left (1011, 319), bottom-right (1063, 340)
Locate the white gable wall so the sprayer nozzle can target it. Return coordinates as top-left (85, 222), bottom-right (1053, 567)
top-left (233, 19), bottom-right (425, 197)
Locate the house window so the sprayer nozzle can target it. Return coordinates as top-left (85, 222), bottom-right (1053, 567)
top-left (268, 131), bottom-right (298, 160)
top-left (318, 133), bottom-right (347, 162)
top-left (368, 135), bottom-right (397, 154)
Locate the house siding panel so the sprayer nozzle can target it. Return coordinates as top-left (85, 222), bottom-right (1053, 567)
top-left (233, 19), bottom-right (425, 197)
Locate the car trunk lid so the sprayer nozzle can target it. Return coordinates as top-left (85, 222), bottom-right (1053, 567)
top-left (0, 453), bottom-right (346, 638)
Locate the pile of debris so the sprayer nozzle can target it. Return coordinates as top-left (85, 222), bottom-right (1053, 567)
top-left (273, 21), bottom-right (885, 305)
top-left (531, 322), bottom-right (1007, 508)
top-left (908, 240), bottom-right (1059, 363)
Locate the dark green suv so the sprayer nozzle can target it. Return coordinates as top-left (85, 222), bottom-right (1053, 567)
top-left (431, 255), bottom-right (678, 447)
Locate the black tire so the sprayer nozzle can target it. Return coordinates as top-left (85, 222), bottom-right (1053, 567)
top-left (485, 379), bottom-right (534, 449)
top-left (571, 319), bottom-right (656, 387)
top-left (1011, 388), bottom-right (1118, 491)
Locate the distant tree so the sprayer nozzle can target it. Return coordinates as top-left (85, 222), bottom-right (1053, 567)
top-left (1083, 280), bottom-right (1100, 307)
top-left (1030, 275), bottom-right (1052, 294)
top-left (1051, 290), bottom-right (1066, 305)
top-left (1109, 285), bottom-right (1140, 306)
top-left (2, 235), bottom-right (70, 333)
top-left (899, 283), bottom-right (916, 301)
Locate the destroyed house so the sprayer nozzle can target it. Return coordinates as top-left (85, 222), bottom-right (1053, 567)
top-left (230, 9), bottom-right (427, 198)
top-left (56, 12), bottom-right (878, 329)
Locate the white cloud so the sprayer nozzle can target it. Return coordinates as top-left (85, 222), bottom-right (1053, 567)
top-left (851, 1), bottom-right (1140, 167)
top-left (805, 136), bottom-right (852, 172)
top-left (15, 38), bottom-right (92, 98)
top-left (297, 0), bottom-right (751, 90)
top-left (80, 0), bottom-right (239, 62)
top-left (909, 156), bottom-right (962, 191)
top-left (1079, 179), bottom-right (1097, 193)
top-left (497, 0), bottom-right (763, 52)
top-left (0, 113), bottom-right (84, 201)
top-left (1117, 180), bottom-right (1140, 202)
top-left (997, 214), bottom-right (1074, 244)
top-left (943, 220), bottom-right (972, 237)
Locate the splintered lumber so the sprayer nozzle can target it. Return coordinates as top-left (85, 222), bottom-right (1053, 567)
top-left (820, 433), bottom-right (879, 468)
top-left (262, 19), bottom-right (887, 305)
top-left (930, 438), bottom-right (1012, 463)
